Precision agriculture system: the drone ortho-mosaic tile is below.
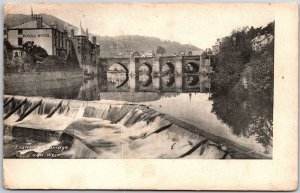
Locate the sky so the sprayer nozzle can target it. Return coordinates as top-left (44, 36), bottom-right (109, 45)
top-left (5, 3), bottom-right (275, 49)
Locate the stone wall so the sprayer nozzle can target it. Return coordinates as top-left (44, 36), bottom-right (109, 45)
top-left (4, 69), bottom-right (83, 98)
top-left (4, 69), bottom-right (82, 83)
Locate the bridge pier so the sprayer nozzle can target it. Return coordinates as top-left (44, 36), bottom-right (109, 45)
top-left (175, 57), bottom-right (183, 76)
top-left (97, 54), bottom-right (209, 92)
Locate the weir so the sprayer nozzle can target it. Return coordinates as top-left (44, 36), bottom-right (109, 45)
top-left (3, 95), bottom-right (270, 159)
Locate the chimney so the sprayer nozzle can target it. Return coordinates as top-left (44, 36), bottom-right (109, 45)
top-left (37, 16), bottom-right (42, 28)
top-left (92, 36), bottom-right (97, 44)
top-left (71, 29), bottom-right (74, 38)
top-left (31, 6), bottom-right (33, 17)
top-left (86, 28), bottom-right (89, 39)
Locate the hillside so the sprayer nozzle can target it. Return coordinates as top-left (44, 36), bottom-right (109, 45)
top-left (4, 13), bottom-right (77, 32)
top-left (5, 14), bottom-right (203, 57)
top-left (97, 35), bottom-right (203, 57)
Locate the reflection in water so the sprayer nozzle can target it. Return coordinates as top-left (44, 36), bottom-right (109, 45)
top-left (210, 92), bottom-right (273, 153)
top-left (107, 72), bottom-right (129, 88)
top-left (162, 75), bottom-right (175, 87)
top-left (185, 75), bottom-right (200, 86)
top-left (4, 77), bottom-right (83, 99)
top-left (161, 63), bottom-right (175, 87)
top-left (138, 63), bottom-right (153, 87)
top-left (77, 78), bottom-right (100, 101)
top-left (5, 68), bottom-right (271, 154)
top-left (139, 73), bottom-right (152, 87)
top-left (4, 70), bottom-right (210, 102)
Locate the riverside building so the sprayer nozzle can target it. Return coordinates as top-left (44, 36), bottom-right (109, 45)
top-left (5, 9), bottom-right (100, 75)
top-left (70, 22), bottom-right (100, 75)
top-left (6, 11), bottom-right (71, 58)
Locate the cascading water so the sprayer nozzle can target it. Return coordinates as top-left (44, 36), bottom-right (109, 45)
top-left (3, 95), bottom-right (269, 159)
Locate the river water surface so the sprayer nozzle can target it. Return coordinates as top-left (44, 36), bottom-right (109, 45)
top-left (4, 71), bottom-right (271, 158)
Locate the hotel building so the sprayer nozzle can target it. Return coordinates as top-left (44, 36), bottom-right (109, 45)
top-left (5, 9), bottom-right (100, 75)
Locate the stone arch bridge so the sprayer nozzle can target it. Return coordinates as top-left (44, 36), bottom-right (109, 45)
top-left (97, 55), bottom-right (212, 92)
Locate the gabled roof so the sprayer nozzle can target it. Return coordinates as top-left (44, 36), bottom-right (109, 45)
top-left (144, 49), bottom-right (154, 55)
top-left (10, 20), bottom-right (52, 29)
top-left (192, 50), bottom-right (204, 55)
top-left (117, 51), bottom-right (140, 57)
top-left (251, 33), bottom-right (273, 44)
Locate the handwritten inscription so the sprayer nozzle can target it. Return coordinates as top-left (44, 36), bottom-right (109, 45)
top-left (14, 145), bottom-right (69, 151)
top-left (24, 152), bottom-right (63, 158)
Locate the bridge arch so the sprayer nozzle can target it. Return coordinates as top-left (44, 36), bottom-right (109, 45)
top-left (184, 62), bottom-right (199, 73)
top-left (107, 63), bottom-right (129, 88)
top-left (185, 75), bottom-right (200, 86)
top-left (107, 62), bottom-right (129, 74)
top-left (138, 62), bottom-right (153, 75)
top-left (162, 75), bottom-right (175, 87)
top-left (138, 62), bottom-right (153, 87)
top-left (162, 62), bottom-right (175, 74)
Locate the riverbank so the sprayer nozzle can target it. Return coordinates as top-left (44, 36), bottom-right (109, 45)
top-left (4, 68), bottom-right (83, 83)
top-left (4, 69), bottom-right (83, 98)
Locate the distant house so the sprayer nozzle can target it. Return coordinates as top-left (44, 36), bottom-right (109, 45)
top-left (117, 51), bottom-right (140, 58)
top-left (177, 51), bottom-right (186, 56)
top-left (130, 51), bottom-right (140, 57)
top-left (205, 48), bottom-right (213, 55)
top-left (141, 50), bottom-right (155, 57)
top-left (212, 38), bottom-right (222, 55)
top-left (191, 49), bottom-right (204, 56)
top-left (177, 48), bottom-right (203, 56)
top-left (251, 32), bottom-right (274, 51)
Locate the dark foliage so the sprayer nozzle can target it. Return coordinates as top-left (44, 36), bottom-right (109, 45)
top-left (156, 46), bottom-right (166, 55)
top-left (210, 21), bottom-right (274, 153)
top-left (23, 41), bottom-right (48, 62)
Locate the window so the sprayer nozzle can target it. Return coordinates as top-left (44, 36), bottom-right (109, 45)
top-left (18, 38), bottom-right (23, 45)
top-left (18, 29), bottom-right (22, 35)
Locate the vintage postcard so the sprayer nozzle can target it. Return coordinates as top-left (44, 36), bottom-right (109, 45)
top-left (2, 2), bottom-right (298, 190)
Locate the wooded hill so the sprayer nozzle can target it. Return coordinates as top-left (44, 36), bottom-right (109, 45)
top-left (5, 14), bottom-right (203, 57)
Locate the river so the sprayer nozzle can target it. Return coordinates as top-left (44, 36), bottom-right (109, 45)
top-left (3, 69), bottom-right (271, 158)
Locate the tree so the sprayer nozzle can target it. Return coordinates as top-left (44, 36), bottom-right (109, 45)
top-left (4, 41), bottom-right (13, 59)
top-left (211, 29), bottom-right (253, 95)
top-left (156, 46), bottom-right (166, 56)
top-left (23, 41), bottom-right (48, 62)
top-left (210, 21), bottom-right (274, 153)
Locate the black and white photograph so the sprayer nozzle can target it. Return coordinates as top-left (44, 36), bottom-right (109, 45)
top-left (3, 3), bottom-right (275, 160)
top-left (2, 2), bottom-right (299, 191)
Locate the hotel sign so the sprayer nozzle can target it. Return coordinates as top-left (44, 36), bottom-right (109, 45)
top-left (23, 34), bottom-right (50, 38)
